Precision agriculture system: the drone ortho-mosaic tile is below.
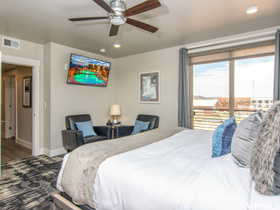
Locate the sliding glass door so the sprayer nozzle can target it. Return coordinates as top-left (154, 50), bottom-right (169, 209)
top-left (191, 47), bottom-right (275, 130)
top-left (234, 56), bottom-right (274, 123)
top-left (193, 61), bottom-right (230, 130)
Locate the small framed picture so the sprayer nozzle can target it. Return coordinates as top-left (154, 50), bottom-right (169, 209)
top-left (139, 72), bottom-right (160, 103)
top-left (23, 76), bottom-right (32, 108)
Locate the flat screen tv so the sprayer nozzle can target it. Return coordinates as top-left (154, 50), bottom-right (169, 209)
top-left (67, 54), bottom-right (111, 87)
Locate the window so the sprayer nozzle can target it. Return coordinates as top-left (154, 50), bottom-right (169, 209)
top-left (191, 43), bottom-right (275, 130)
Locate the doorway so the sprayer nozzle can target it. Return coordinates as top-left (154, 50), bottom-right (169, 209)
top-left (1, 63), bottom-right (32, 164)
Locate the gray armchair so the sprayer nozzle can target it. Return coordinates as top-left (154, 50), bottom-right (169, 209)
top-left (117, 114), bottom-right (160, 138)
top-left (62, 114), bottom-right (110, 152)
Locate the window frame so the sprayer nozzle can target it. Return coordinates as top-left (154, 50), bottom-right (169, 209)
top-left (190, 46), bottom-right (275, 129)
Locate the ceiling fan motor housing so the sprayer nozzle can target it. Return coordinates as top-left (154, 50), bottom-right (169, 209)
top-left (110, 0), bottom-right (127, 25)
top-left (69, 0), bottom-right (161, 36)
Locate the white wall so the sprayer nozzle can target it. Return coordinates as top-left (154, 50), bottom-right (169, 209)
top-left (46, 43), bottom-right (115, 155)
top-left (114, 46), bottom-right (181, 131)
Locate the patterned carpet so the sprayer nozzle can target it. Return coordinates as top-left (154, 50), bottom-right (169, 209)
top-left (0, 155), bottom-right (63, 210)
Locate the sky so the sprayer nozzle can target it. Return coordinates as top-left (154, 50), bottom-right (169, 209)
top-left (193, 56), bottom-right (274, 99)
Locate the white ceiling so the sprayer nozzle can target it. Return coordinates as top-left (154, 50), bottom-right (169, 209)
top-left (0, 0), bottom-right (279, 58)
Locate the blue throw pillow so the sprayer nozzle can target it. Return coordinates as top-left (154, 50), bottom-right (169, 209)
top-left (75, 121), bottom-right (97, 137)
top-left (131, 120), bottom-right (150, 135)
top-left (212, 117), bottom-right (237, 158)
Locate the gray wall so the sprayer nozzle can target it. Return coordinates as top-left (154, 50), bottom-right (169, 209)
top-left (114, 46), bottom-right (181, 131)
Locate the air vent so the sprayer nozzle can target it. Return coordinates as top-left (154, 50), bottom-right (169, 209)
top-left (2, 37), bottom-right (20, 49)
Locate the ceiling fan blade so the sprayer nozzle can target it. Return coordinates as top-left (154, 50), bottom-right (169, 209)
top-left (93, 0), bottom-right (114, 13)
top-left (125, 0), bottom-right (161, 17)
top-left (109, 24), bottom-right (120, 36)
top-left (126, 18), bottom-right (158, 33)
top-left (69, 16), bottom-right (109, 21)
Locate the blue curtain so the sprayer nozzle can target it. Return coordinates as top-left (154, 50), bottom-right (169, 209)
top-left (178, 48), bottom-right (191, 128)
top-left (274, 30), bottom-right (280, 101)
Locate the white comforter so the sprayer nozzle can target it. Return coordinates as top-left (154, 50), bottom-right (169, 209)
top-left (58, 129), bottom-right (280, 210)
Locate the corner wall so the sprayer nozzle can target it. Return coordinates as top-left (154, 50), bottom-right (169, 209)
top-left (46, 43), bottom-right (115, 155)
top-left (0, 35), bottom-right (182, 156)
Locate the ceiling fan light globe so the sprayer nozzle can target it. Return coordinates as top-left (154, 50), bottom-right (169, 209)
top-left (110, 15), bottom-right (126, 25)
top-left (114, 43), bottom-right (121, 48)
top-left (110, 0), bottom-right (126, 13)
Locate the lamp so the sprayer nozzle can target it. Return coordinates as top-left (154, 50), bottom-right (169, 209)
top-left (110, 104), bottom-right (121, 124)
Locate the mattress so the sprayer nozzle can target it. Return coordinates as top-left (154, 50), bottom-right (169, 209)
top-left (57, 129), bottom-right (280, 210)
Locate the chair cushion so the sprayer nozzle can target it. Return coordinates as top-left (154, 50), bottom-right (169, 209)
top-left (84, 135), bottom-right (107, 144)
top-left (75, 121), bottom-right (97, 137)
top-left (66, 114), bottom-right (92, 130)
top-left (131, 120), bottom-right (150, 135)
top-left (231, 112), bottom-right (263, 167)
top-left (212, 117), bottom-right (237, 158)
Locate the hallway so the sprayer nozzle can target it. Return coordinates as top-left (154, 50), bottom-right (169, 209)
top-left (1, 138), bottom-right (32, 165)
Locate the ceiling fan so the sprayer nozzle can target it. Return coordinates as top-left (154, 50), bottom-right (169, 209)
top-left (69, 0), bottom-right (161, 37)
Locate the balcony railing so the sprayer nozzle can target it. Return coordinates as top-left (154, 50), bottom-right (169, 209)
top-left (193, 107), bottom-right (257, 131)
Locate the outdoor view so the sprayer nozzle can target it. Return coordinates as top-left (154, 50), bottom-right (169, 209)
top-left (193, 55), bottom-right (274, 130)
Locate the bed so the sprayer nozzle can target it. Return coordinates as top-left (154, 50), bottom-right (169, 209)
top-left (55, 128), bottom-right (279, 210)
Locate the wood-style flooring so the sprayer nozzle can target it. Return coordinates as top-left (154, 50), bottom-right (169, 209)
top-left (1, 138), bottom-right (32, 165)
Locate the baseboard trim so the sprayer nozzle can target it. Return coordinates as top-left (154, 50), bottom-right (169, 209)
top-left (42, 147), bottom-right (66, 157)
top-left (16, 138), bottom-right (32, 150)
top-left (40, 148), bottom-right (48, 156)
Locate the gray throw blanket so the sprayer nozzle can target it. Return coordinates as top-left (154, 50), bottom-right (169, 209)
top-left (251, 102), bottom-right (280, 195)
top-left (60, 127), bottom-right (185, 208)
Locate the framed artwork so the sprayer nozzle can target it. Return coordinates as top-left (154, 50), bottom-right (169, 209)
top-left (139, 72), bottom-right (160, 103)
top-left (23, 76), bottom-right (32, 108)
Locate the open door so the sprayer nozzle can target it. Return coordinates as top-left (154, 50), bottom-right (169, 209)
top-left (2, 76), bottom-right (16, 139)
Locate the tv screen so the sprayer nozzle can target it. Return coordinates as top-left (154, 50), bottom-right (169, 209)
top-left (67, 54), bottom-right (111, 87)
